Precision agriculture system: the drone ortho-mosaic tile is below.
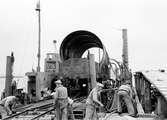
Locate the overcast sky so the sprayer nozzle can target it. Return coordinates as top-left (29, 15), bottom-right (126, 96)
top-left (0, 0), bottom-right (167, 78)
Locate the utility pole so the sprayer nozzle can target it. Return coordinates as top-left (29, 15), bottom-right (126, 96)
top-left (36, 0), bottom-right (41, 72)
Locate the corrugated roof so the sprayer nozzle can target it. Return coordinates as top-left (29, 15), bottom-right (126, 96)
top-left (142, 71), bottom-right (167, 101)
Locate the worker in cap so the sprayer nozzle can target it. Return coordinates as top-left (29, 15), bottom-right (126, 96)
top-left (54, 79), bottom-right (68, 120)
top-left (55, 79), bottom-right (62, 84)
top-left (85, 82), bottom-right (104, 120)
top-left (117, 80), bottom-right (135, 116)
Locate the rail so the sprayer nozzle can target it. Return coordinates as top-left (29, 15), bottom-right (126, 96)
top-left (2, 102), bottom-right (53, 120)
top-left (30, 108), bottom-right (55, 120)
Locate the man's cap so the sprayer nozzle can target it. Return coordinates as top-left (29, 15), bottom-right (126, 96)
top-left (55, 79), bottom-right (62, 84)
top-left (97, 82), bottom-right (104, 87)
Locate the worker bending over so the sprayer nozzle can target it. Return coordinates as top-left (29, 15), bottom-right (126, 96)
top-left (117, 80), bottom-right (135, 116)
top-left (85, 82), bottom-right (104, 120)
top-left (54, 79), bottom-right (68, 120)
top-left (0, 95), bottom-right (19, 118)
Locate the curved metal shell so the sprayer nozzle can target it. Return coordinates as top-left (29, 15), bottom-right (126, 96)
top-left (60, 30), bottom-right (103, 60)
top-left (59, 30), bottom-right (110, 77)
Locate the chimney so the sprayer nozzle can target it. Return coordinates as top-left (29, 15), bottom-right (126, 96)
top-left (122, 29), bottom-right (129, 69)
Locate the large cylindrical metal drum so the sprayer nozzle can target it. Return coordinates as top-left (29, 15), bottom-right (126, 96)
top-left (59, 30), bottom-right (110, 77)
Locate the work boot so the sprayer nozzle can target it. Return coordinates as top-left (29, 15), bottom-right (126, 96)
top-left (129, 114), bottom-right (136, 117)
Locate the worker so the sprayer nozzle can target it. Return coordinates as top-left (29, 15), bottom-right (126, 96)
top-left (0, 95), bottom-right (20, 118)
top-left (84, 82), bottom-right (104, 120)
top-left (117, 80), bottom-right (135, 116)
top-left (68, 97), bottom-right (74, 120)
top-left (54, 79), bottom-right (68, 120)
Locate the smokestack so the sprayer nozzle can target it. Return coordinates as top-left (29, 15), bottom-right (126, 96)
top-left (122, 29), bottom-right (129, 69)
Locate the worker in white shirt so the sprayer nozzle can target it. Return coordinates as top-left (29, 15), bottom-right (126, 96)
top-left (84, 82), bottom-right (104, 120)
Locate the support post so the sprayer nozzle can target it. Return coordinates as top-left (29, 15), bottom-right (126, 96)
top-left (5, 53), bottom-right (14, 97)
top-left (157, 96), bottom-right (163, 119)
top-left (157, 96), bottom-right (167, 119)
top-left (89, 54), bottom-right (97, 88)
